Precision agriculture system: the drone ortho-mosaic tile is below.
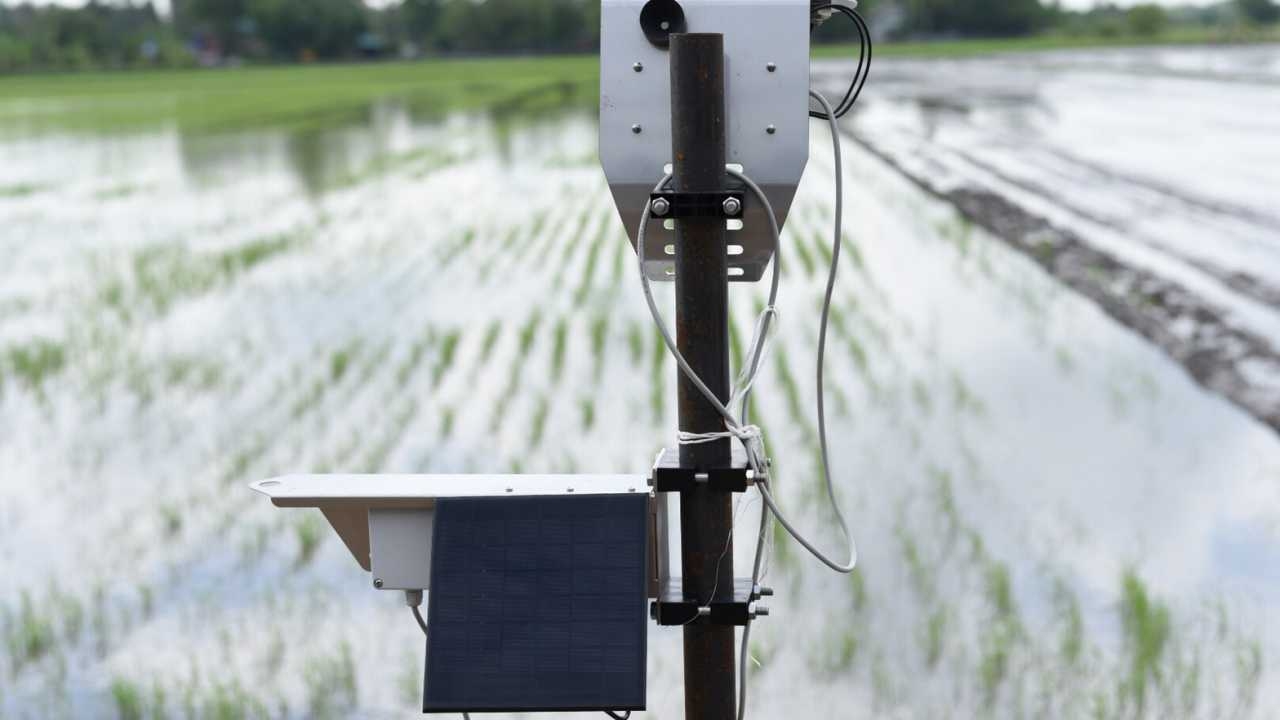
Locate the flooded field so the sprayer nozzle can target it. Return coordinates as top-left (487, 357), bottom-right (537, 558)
top-left (1, 46), bottom-right (1278, 719)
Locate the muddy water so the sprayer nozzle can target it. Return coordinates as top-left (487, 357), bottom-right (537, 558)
top-left (2, 47), bottom-right (1279, 719)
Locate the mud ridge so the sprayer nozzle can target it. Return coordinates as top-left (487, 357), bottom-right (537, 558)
top-left (848, 128), bottom-right (1280, 435)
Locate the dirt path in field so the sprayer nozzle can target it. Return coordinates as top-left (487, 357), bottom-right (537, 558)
top-left (845, 126), bottom-right (1280, 435)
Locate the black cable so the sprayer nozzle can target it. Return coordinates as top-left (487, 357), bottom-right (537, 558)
top-left (605, 712), bottom-right (632, 720)
top-left (817, 5), bottom-right (864, 116)
top-left (810, 5), bottom-right (873, 119)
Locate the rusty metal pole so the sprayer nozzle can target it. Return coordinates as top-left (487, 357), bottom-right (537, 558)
top-left (670, 32), bottom-right (736, 720)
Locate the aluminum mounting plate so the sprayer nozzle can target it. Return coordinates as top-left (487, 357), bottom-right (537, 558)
top-left (250, 474), bottom-right (648, 571)
top-left (600, 0), bottom-right (811, 282)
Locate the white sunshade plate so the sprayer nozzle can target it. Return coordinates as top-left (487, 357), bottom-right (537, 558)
top-left (250, 474), bottom-right (649, 508)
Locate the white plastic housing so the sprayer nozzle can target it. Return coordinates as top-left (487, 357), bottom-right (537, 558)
top-left (600, 0), bottom-right (812, 282)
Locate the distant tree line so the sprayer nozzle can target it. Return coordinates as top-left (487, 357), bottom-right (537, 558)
top-left (0, 0), bottom-right (1277, 74)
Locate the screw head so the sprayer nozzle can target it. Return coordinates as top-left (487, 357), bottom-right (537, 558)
top-left (651, 197), bottom-right (671, 217)
top-left (767, 62), bottom-right (777, 72)
top-left (633, 62), bottom-right (644, 72)
top-left (373, 578), bottom-right (384, 589)
top-left (766, 125), bottom-right (777, 135)
top-left (722, 197), bottom-right (742, 216)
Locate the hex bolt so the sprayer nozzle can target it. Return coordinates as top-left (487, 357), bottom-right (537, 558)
top-left (697, 606), bottom-right (711, 618)
top-left (632, 124), bottom-right (643, 134)
top-left (373, 578), bottom-right (384, 589)
top-left (759, 586), bottom-right (775, 597)
top-left (766, 125), bottom-right (777, 135)
top-left (722, 197), bottom-right (742, 216)
top-left (695, 472), bottom-right (710, 484)
top-left (634, 62), bottom-right (644, 72)
top-left (651, 197), bottom-right (671, 217)
top-left (767, 62), bottom-right (777, 73)
top-left (753, 604), bottom-right (770, 617)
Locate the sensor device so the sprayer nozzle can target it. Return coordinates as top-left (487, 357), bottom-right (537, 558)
top-left (600, 0), bottom-right (812, 282)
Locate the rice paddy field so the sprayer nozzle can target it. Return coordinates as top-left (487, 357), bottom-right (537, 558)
top-left (1, 46), bottom-right (1279, 719)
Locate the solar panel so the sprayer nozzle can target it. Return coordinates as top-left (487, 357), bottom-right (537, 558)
top-left (423, 494), bottom-right (649, 713)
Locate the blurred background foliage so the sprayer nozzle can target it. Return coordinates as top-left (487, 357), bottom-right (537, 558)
top-left (0, 0), bottom-right (1277, 73)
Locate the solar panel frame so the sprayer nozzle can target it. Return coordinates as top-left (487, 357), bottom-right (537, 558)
top-left (423, 494), bottom-right (649, 714)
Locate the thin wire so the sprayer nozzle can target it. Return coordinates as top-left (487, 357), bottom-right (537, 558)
top-left (752, 90), bottom-right (859, 575)
top-left (742, 91), bottom-right (862, 720)
top-left (409, 606), bottom-right (470, 720)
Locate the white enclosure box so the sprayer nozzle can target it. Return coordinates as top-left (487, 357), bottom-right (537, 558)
top-left (600, 0), bottom-right (812, 282)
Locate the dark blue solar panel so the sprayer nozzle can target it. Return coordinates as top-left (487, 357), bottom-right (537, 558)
top-left (423, 494), bottom-right (648, 713)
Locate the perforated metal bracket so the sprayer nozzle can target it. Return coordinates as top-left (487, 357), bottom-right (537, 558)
top-left (650, 578), bottom-right (771, 626)
top-left (649, 445), bottom-right (755, 493)
top-left (649, 190), bottom-right (744, 220)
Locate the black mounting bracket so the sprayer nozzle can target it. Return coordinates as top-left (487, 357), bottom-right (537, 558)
top-left (649, 190), bottom-right (745, 220)
top-left (650, 446), bottom-right (754, 493)
top-left (650, 578), bottom-right (770, 626)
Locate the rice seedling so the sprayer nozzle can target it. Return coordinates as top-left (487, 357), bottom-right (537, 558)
top-left (294, 513), bottom-right (327, 567)
top-left (1053, 580), bottom-right (1084, 668)
top-left (550, 318), bottom-right (569, 382)
top-left (530, 395), bottom-right (551, 448)
top-left (199, 680), bottom-right (266, 720)
top-left (440, 406), bottom-right (456, 439)
top-left (330, 343), bottom-right (359, 383)
top-left (627, 322), bottom-right (645, 367)
top-left (896, 524), bottom-right (935, 603)
top-left (304, 641), bottom-right (359, 719)
top-left (0, 182), bottom-right (44, 197)
top-left (650, 328), bottom-right (666, 422)
top-left (580, 397), bottom-right (596, 431)
top-left (791, 229), bottom-right (816, 277)
top-left (395, 336), bottom-right (430, 387)
top-left (589, 313), bottom-right (609, 380)
top-left (159, 503), bottom-right (183, 538)
top-left (4, 339), bottom-right (66, 390)
top-left (611, 231), bottom-right (629, 280)
top-left (432, 330), bottom-right (461, 388)
top-left (979, 561), bottom-right (1022, 706)
top-left (111, 678), bottom-right (144, 720)
top-left (478, 320), bottom-right (503, 367)
top-left (1119, 569), bottom-right (1171, 714)
top-left (138, 584), bottom-right (154, 619)
top-left (5, 591), bottom-right (55, 671)
top-left (518, 311), bottom-right (543, 356)
top-left (923, 607), bottom-right (947, 669)
top-left (574, 227), bottom-right (607, 304)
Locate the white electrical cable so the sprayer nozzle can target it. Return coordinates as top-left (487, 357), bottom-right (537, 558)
top-left (755, 90), bottom-right (859, 575)
top-left (634, 89), bottom-right (859, 720)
